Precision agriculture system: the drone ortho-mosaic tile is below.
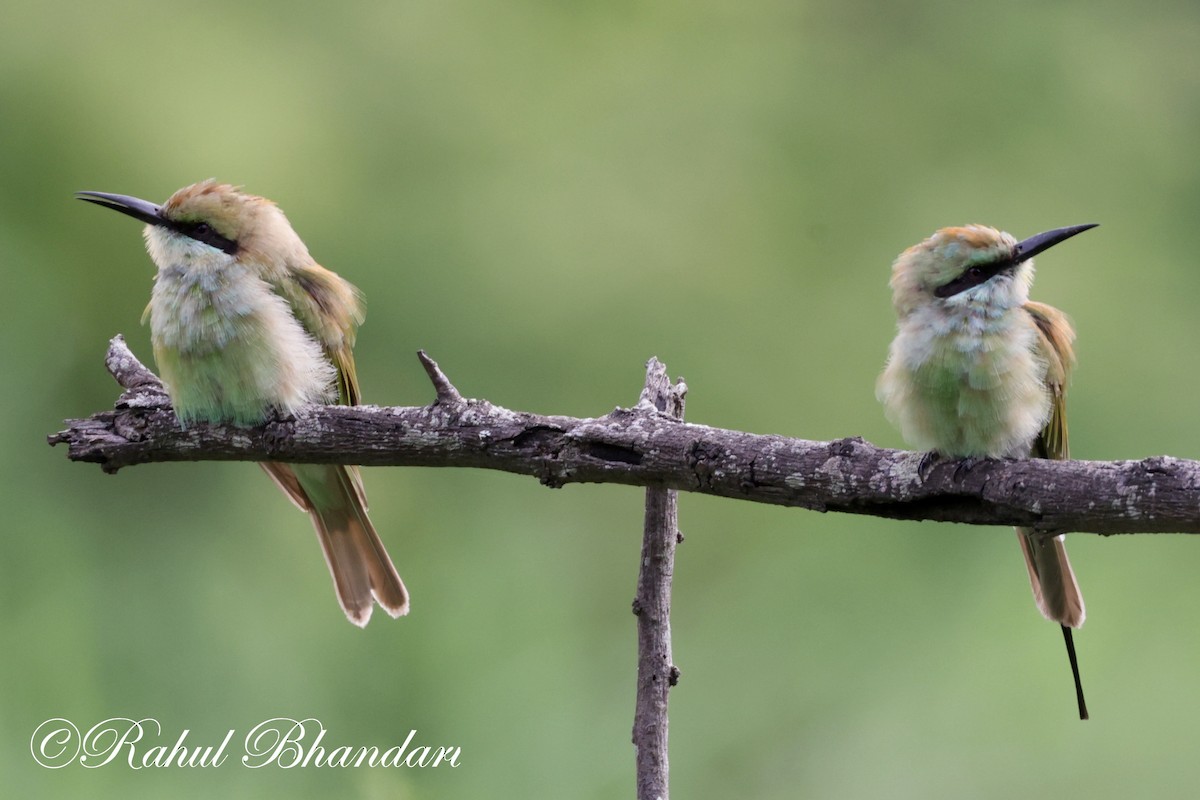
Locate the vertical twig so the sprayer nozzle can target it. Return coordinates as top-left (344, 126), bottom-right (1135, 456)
top-left (632, 358), bottom-right (686, 800)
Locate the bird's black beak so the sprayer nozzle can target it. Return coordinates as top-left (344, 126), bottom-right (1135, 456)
top-left (1013, 223), bottom-right (1099, 264)
top-left (77, 188), bottom-right (240, 255)
top-left (75, 191), bottom-right (169, 228)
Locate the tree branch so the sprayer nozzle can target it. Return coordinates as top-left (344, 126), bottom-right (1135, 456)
top-left (49, 336), bottom-right (1200, 536)
top-left (632, 359), bottom-right (685, 800)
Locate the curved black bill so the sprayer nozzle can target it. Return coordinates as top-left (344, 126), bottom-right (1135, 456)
top-left (1013, 223), bottom-right (1099, 264)
top-left (75, 191), bottom-right (167, 228)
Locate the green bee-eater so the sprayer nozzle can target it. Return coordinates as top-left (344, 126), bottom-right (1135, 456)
top-left (877, 223), bottom-right (1097, 719)
top-left (78, 181), bottom-right (408, 626)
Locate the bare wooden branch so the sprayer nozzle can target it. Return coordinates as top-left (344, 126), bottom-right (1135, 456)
top-left (49, 336), bottom-right (1200, 535)
top-left (417, 349), bottom-right (465, 406)
top-left (632, 359), bottom-right (686, 800)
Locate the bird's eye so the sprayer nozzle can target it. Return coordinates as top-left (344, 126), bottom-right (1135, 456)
top-left (966, 266), bottom-right (983, 278)
top-left (178, 219), bottom-right (237, 255)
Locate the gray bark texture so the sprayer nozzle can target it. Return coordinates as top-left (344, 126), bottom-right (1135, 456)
top-left (48, 336), bottom-right (1200, 536)
top-left (631, 360), bottom-right (685, 800)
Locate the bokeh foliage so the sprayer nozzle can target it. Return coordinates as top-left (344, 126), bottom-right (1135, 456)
top-left (5, 0), bottom-right (1200, 796)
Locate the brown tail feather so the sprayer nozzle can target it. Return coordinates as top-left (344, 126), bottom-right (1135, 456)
top-left (1017, 527), bottom-right (1088, 719)
top-left (1015, 528), bottom-right (1085, 628)
top-left (262, 462), bottom-right (409, 625)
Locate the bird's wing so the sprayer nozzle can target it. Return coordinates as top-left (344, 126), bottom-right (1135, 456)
top-left (1023, 300), bottom-right (1075, 460)
top-left (266, 261), bottom-right (368, 505)
top-left (1018, 300), bottom-right (1086, 637)
top-left (267, 262), bottom-right (365, 405)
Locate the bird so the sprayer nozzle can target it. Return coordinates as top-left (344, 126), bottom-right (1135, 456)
top-left (876, 222), bottom-right (1097, 719)
top-left (77, 180), bottom-right (409, 626)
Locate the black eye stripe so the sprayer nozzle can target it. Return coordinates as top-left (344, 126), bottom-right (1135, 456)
top-left (172, 219), bottom-right (238, 255)
top-left (933, 258), bottom-right (1014, 299)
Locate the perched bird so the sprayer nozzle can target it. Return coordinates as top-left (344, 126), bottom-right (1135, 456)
top-left (77, 180), bottom-right (408, 626)
top-left (877, 223), bottom-right (1097, 719)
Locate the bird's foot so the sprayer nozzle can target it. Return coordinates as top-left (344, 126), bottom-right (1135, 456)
top-left (917, 450), bottom-right (942, 481)
top-left (260, 405), bottom-right (296, 451)
top-left (952, 456), bottom-right (984, 484)
top-left (260, 404), bottom-right (300, 426)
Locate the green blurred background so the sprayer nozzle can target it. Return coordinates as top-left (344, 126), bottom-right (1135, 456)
top-left (6, 0), bottom-right (1200, 796)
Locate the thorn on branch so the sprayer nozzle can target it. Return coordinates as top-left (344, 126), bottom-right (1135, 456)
top-left (417, 350), bottom-right (466, 406)
top-left (638, 357), bottom-right (687, 417)
top-left (105, 335), bottom-right (164, 393)
top-left (102, 335), bottom-right (171, 412)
